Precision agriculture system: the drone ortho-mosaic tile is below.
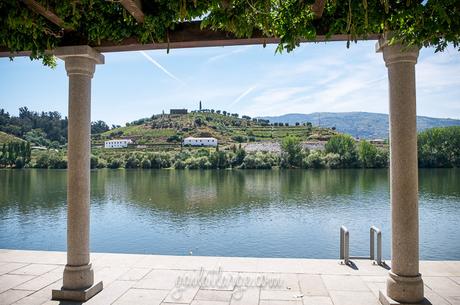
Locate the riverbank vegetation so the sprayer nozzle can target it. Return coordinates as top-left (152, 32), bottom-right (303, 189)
top-left (1, 105), bottom-right (459, 170)
top-left (1, 127), bottom-right (458, 170)
top-left (418, 126), bottom-right (460, 168)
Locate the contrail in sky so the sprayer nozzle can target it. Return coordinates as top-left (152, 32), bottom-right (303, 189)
top-left (229, 85), bottom-right (256, 107)
top-left (139, 51), bottom-right (184, 84)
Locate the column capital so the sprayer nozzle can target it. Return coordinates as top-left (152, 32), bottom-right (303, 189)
top-left (55, 46), bottom-right (104, 76)
top-left (376, 33), bottom-right (419, 66)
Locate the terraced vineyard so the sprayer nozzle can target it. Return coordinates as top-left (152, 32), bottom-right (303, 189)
top-left (92, 112), bottom-right (337, 149)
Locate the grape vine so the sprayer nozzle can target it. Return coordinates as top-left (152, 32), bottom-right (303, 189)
top-left (0, 0), bottom-right (458, 67)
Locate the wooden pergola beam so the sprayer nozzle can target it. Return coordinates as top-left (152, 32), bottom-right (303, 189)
top-left (119, 0), bottom-right (144, 23)
top-left (21, 0), bottom-right (70, 30)
top-left (311, 0), bottom-right (326, 18)
top-left (0, 21), bottom-right (380, 57)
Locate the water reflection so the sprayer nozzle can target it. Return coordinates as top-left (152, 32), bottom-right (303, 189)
top-left (0, 168), bottom-right (459, 259)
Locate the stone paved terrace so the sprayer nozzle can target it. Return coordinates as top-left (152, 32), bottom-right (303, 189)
top-left (1, 249), bottom-right (460, 305)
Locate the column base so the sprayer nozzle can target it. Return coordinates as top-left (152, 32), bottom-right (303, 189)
top-left (385, 271), bottom-right (424, 303)
top-left (52, 281), bottom-right (103, 302)
top-left (379, 290), bottom-right (431, 305)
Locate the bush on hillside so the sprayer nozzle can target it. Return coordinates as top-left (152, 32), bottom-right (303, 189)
top-left (325, 134), bottom-right (359, 168)
top-left (241, 152), bottom-right (277, 169)
top-left (107, 158), bottom-right (123, 169)
top-left (418, 126), bottom-right (460, 168)
top-left (303, 151), bottom-right (325, 169)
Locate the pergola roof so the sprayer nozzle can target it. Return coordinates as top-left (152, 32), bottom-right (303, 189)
top-left (1, 0), bottom-right (457, 62)
top-left (0, 20), bottom-right (379, 58)
top-left (0, 0), bottom-right (381, 59)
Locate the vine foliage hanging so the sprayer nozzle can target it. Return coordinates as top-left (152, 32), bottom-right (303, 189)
top-left (0, 0), bottom-right (459, 66)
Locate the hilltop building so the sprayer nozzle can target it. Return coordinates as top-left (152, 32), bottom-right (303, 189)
top-left (183, 137), bottom-right (218, 147)
top-left (170, 109), bottom-right (188, 115)
top-left (104, 139), bottom-right (132, 148)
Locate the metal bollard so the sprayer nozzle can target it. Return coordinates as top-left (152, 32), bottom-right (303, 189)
top-left (340, 226), bottom-right (350, 265)
top-left (370, 226), bottom-right (382, 265)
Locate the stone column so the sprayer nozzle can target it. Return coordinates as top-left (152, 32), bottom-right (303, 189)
top-left (376, 36), bottom-right (424, 304)
top-left (52, 46), bottom-right (104, 302)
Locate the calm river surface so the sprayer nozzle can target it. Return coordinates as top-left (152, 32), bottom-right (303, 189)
top-left (1, 168), bottom-right (459, 260)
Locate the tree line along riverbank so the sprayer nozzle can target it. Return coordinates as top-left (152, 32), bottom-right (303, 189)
top-left (1, 126), bottom-right (459, 170)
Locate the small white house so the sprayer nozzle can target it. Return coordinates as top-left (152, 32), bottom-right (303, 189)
top-left (104, 139), bottom-right (132, 149)
top-left (183, 137), bottom-right (218, 147)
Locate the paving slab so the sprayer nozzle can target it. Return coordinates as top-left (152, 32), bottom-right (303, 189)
top-left (9, 264), bottom-right (58, 276)
top-left (84, 280), bottom-right (136, 305)
top-left (164, 286), bottom-right (199, 304)
top-left (112, 288), bottom-right (169, 305)
top-left (329, 290), bottom-right (381, 305)
top-left (118, 267), bottom-right (151, 281)
top-left (0, 289), bottom-right (34, 305)
top-left (302, 296), bottom-right (334, 305)
top-left (0, 263), bottom-right (29, 275)
top-left (321, 274), bottom-right (370, 292)
top-left (0, 250), bottom-right (459, 305)
top-left (229, 287), bottom-right (259, 305)
top-left (0, 274), bottom-right (36, 294)
top-left (194, 289), bottom-right (233, 302)
top-left (424, 276), bottom-right (460, 298)
top-left (297, 274), bottom-right (329, 296)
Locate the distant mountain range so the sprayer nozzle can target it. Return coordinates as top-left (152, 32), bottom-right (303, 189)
top-left (258, 112), bottom-right (460, 139)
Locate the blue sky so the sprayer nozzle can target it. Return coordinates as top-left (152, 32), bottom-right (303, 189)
top-left (0, 40), bottom-right (459, 126)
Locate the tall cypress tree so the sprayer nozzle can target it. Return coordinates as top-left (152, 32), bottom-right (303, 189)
top-left (0, 143), bottom-right (6, 166)
top-left (25, 142), bottom-right (31, 163)
top-left (7, 143), bottom-right (14, 165)
top-left (20, 142), bottom-right (26, 159)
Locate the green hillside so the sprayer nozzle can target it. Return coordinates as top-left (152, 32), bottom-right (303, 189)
top-left (0, 131), bottom-right (24, 144)
top-left (94, 112), bottom-right (337, 148)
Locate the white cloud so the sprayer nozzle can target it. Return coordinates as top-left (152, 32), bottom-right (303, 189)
top-left (237, 48), bottom-right (395, 117)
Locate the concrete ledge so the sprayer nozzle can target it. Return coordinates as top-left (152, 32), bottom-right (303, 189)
top-left (52, 281), bottom-right (103, 302)
top-left (379, 290), bottom-right (432, 305)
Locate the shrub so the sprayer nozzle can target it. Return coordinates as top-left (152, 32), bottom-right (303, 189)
top-left (97, 158), bottom-right (107, 168)
top-left (90, 155), bottom-right (99, 169)
top-left (241, 152), bottom-right (277, 169)
top-left (325, 134), bottom-right (358, 167)
top-left (173, 159), bottom-right (186, 169)
top-left (418, 126), bottom-right (460, 168)
top-left (209, 151), bottom-right (229, 169)
top-left (48, 153), bottom-right (67, 169)
top-left (149, 152), bottom-right (172, 168)
top-left (141, 158), bottom-right (151, 169)
top-left (125, 154), bottom-right (140, 168)
top-left (304, 151), bottom-right (325, 169)
top-left (185, 156), bottom-right (211, 169)
top-left (167, 134), bottom-right (182, 142)
top-left (195, 148), bottom-right (210, 157)
top-left (15, 157), bottom-right (25, 169)
top-left (232, 135), bottom-right (246, 143)
top-left (281, 135), bottom-right (303, 168)
top-left (108, 158), bottom-right (123, 169)
top-left (34, 152), bottom-right (49, 168)
top-left (232, 148), bottom-right (246, 167)
top-left (358, 140), bottom-right (389, 168)
top-left (374, 149), bottom-right (389, 168)
top-left (323, 153), bottom-right (341, 169)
